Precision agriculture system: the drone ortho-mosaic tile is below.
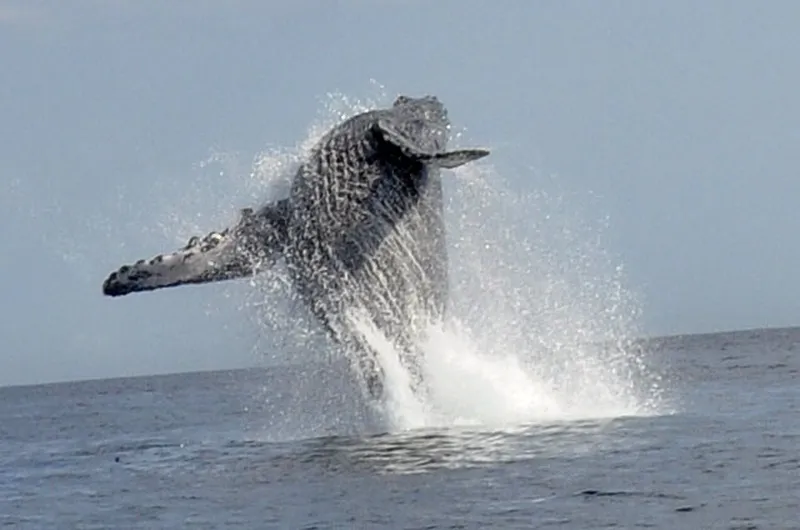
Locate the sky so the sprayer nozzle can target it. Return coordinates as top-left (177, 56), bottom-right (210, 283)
top-left (1, 0), bottom-right (799, 386)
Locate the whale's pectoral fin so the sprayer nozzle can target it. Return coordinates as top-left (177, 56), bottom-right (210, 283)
top-left (102, 199), bottom-right (290, 297)
top-left (425, 149), bottom-right (491, 169)
top-left (376, 119), bottom-right (490, 169)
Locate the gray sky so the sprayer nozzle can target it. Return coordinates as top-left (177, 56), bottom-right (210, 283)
top-left (2, 0), bottom-right (799, 386)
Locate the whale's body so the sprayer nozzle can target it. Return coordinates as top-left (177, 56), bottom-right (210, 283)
top-left (102, 95), bottom-right (489, 399)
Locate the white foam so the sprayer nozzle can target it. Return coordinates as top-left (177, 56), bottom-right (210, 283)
top-left (352, 314), bottom-right (659, 433)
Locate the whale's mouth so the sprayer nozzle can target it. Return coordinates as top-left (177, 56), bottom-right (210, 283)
top-left (102, 200), bottom-right (289, 297)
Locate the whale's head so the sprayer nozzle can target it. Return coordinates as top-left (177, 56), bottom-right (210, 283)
top-left (390, 95), bottom-right (450, 154)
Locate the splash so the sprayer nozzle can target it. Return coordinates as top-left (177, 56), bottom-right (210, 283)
top-left (231, 86), bottom-right (666, 434)
top-left (391, 158), bottom-right (668, 428)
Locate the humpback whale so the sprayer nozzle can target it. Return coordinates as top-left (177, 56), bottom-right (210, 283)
top-left (102, 95), bottom-right (490, 400)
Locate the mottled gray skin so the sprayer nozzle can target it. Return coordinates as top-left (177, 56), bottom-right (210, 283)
top-left (102, 95), bottom-right (489, 400)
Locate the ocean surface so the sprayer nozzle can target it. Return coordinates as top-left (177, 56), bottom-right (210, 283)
top-left (1, 326), bottom-right (798, 529)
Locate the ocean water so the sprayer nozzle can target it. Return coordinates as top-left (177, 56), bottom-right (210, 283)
top-left (1, 326), bottom-right (799, 529)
